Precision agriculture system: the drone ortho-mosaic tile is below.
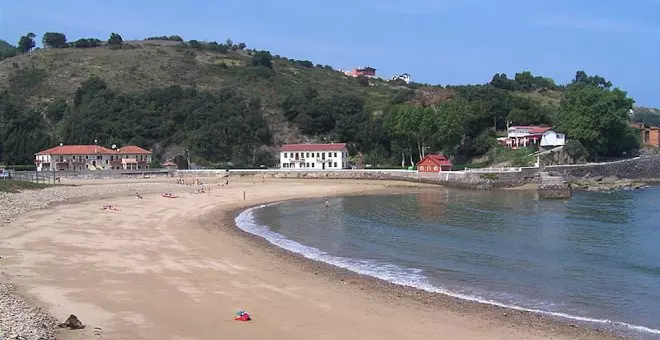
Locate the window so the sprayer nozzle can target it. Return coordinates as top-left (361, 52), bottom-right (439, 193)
top-left (312, 163), bottom-right (315, 168)
top-left (73, 155), bottom-right (76, 160)
top-left (295, 152), bottom-right (299, 158)
top-left (306, 152), bottom-right (310, 158)
top-left (434, 166), bottom-right (438, 171)
top-left (334, 152), bottom-right (337, 157)
top-left (85, 155), bottom-right (89, 159)
top-left (426, 166), bottom-right (431, 170)
top-left (306, 163), bottom-right (310, 167)
top-left (334, 162), bottom-right (337, 168)
top-left (106, 160), bottom-right (109, 164)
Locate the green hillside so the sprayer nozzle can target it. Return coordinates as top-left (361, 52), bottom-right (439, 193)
top-left (0, 33), bottom-right (643, 167)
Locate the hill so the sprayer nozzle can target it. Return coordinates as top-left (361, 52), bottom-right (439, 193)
top-left (0, 34), bottom-right (641, 168)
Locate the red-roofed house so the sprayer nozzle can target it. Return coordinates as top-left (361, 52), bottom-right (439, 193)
top-left (416, 154), bottom-right (452, 173)
top-left (280, 143), bottom-right (348, 170)
top-left (35, 144), bottom-right (152, 171)
top-left (345, 66), bottom-right (377, 78)
top-left (502, 126), bottom-right (566, 149)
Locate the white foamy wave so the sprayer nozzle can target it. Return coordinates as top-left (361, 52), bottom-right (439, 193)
top-left (236, 204), bottom-right (660, 337)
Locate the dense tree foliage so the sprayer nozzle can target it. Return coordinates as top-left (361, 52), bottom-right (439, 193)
top-left (56, 77), bottom-right (273, 167)
top-left (108, 33), bottom-right (123, 46)
top-left (490, 71), bottom-right (558, 91)
top-left (17, 33), bottom-right (36, 53)
top-left (0, 40), bottom-right (18, 61)
top-left (42, 32), bottom-right (67, 48)
top-left (0, 92), bottom-right (51, 164)
top-left (557, 71), bottom-right (639, 160)
top-left (71, 38), bottom-right (102, 48)
top-left (146, 35), bottom-right (183, 42)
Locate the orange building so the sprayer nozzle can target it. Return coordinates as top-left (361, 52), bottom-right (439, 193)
top-left (345, 66), bottom-right (377, 78)
top-left (416, 154), bottom-right (452, 172)
top-left (632, 123), bottom-right (660, 147)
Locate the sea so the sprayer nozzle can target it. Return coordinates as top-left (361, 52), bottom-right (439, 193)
top-left (235, 186), bottom-right (660, 339)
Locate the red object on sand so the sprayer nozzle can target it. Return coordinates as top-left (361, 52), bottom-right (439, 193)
top-left (234, 313), bottom-right (251, 321)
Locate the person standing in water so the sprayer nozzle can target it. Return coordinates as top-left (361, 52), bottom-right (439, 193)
top-left (324, 199), bottom-right (330, 208)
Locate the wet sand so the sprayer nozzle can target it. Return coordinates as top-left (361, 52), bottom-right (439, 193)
top-left (0, 178), bottom-right (619, 339)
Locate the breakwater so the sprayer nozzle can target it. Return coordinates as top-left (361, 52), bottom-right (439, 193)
top-left (177, 168), bottom-right (540, 190)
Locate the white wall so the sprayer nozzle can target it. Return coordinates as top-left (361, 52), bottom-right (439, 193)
top-left (280, 149), bottom-right (349, 169)
top-left (540, 130), bottom-right (566, 147)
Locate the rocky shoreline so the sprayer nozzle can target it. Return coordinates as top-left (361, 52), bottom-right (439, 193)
top-left (571, 175), bottom-right (650, 193)
top-left (0, 182), bottom-right (182, 340)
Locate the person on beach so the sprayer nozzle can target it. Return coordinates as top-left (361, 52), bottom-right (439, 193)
top-left (325, 199), bottom-right (330, 208)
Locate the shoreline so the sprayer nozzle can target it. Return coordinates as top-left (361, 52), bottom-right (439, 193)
top-left (0, 178), bottom-right (624, 339)
top-left (224, 200), bottom-right (625, 340)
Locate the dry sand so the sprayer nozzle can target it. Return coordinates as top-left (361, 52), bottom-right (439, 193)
top-left (0, 178), bottom-right (619, 340)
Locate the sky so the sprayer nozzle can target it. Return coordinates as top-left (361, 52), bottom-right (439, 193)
top-left (1, 0), bottom-right (659, 107)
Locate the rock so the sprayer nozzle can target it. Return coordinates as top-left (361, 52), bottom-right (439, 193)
top-left (538, 184), bottom-right (572, 199)
top-left (601, 176), bottom-right (619, 183)
top-left (58, 314), bottom-right (84, 330)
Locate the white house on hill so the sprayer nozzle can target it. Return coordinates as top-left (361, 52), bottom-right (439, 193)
top-left (500, 126), bottom-right (566, 149)
top-left (280, 143), bottom-right (348, 170)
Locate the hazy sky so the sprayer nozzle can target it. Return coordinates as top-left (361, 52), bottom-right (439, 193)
top-left (1, 0), bottom-right (658, 106)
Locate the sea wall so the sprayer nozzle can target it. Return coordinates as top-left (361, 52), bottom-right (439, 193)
top-left (545, 156), bottom-right (660, 181)
top-left (12, 169), bottom-right (172, 181)
top-left (177, 168), bottom-right (540, 190)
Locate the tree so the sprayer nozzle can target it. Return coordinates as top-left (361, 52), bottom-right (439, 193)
top-left (249, 50), bottom-right (273, 68)
top-left (188, 40), bottom-right (202, 49)
top-left (556, 72), bottom-right (638, 160)
top-left (237, 42), bottom-right (246, 50)
top-left (0, 40), bottom-right (18, 61)
top-left (71, 38), bottom-right (101, 48)
top-left (17, 33), bottom-right (36, 53)
top-left (108, 33), bottom-right (123, 45)
top-left (42, 32), bottom-right (67, 48)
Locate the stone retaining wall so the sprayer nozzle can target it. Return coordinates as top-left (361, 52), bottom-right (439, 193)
top-left (545, 156), bottom-right (660, 181)
top-left (13, 169), bottom-right (172, 181)
top-left (177, 169), bottom-right (540, 190)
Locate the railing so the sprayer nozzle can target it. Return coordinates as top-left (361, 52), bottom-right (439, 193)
top-left (464, 167), bottom-right (522, 173)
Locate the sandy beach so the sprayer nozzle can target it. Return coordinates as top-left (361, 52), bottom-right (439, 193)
top-left (0, 178), bottom-right (619, 339)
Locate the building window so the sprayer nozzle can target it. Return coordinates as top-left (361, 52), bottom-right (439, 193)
top-left (426, 166), bottom-right (431, 170)
top-left (85, 155), bottom-right (89, 159)
top-left (334, 152), bottom-right (337, 157)
top-left (434, 166), bottom-right (438, 171)
top-left (73, 155), bottom-right (76, 160)
top-left (312, 163), bottom-right (315, 168)
top-left (306, 152), bottom-right (309, 158)
top-left (334, 162), bottom-right (337, 168)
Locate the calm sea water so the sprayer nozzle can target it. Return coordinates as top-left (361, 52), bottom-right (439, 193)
top-left (236, 187), bottom-right (660, 339)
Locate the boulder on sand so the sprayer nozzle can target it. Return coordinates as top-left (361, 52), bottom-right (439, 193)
top-left (58, 314), bottom-right (85, 330)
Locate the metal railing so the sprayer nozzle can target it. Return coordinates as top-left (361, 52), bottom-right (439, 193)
top-left (464, 167), bottom-right (522, 173)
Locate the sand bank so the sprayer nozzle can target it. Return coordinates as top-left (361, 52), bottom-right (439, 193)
top-left (0, 178), bottom-right (618, 339)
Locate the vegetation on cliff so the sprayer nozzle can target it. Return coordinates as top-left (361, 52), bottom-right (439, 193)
top-left (0, 31), bottom-right (646, 168)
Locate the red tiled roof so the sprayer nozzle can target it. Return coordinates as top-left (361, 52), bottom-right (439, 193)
top-left (416, 154), bottom-right (452, 166)
top-left (117, 145), bottom-right (152, 154)
top-left (280, 143), bottom-right (347, 152)
top-left (162, 161), bottom-right (177, 166)
top-left (509, 126), bottom-right (553, 134)
top-left (35, 145), bottom-right (116, 155)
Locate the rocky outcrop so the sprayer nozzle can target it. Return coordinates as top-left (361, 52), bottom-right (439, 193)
top-left (538, 172), bottom-right (572, 199)
top-left (545, 155), bottom-right (660, 181)
top-left (572, 176), bottom-right (648, 192)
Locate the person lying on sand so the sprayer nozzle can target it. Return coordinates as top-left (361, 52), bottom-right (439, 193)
top-left (101, 204), bottom-right (120, 211)
top-left (135, 192), bottom-right (143, 199)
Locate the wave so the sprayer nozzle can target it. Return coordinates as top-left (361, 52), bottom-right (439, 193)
top-left (235, 203), bottom-right (660, 337)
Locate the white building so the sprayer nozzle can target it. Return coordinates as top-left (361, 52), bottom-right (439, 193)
top-left (35, 144), bottom-right (152, 171)
top-left (502, 126), bottom-right (566, 149)
top-left (540, 129), bottom-right (566, 147)
top-left (280, 143), bottom-right (349, 170)
top-left (391, 73), bottom-right (411, 84)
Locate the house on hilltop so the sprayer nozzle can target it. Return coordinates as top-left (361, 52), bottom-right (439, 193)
top-left (345, 66), bottom-right (376, 78)
top-left (499, 126), bottom-right (566, 149)
top-left (35, 144), bottom-right (152, 171)
top-left (280, 143), bottom-right (348, 170)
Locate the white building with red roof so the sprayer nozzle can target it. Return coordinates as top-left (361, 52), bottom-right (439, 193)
top-left (501, 126), bottom-right (566, 149)
top-left (279, 143), bottom-right (348, 170)
top-left (35, 144), bottom-right (152, 171)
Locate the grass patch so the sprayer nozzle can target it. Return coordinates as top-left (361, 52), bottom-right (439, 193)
top-left (0, 180), bottom-right (52, 193)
